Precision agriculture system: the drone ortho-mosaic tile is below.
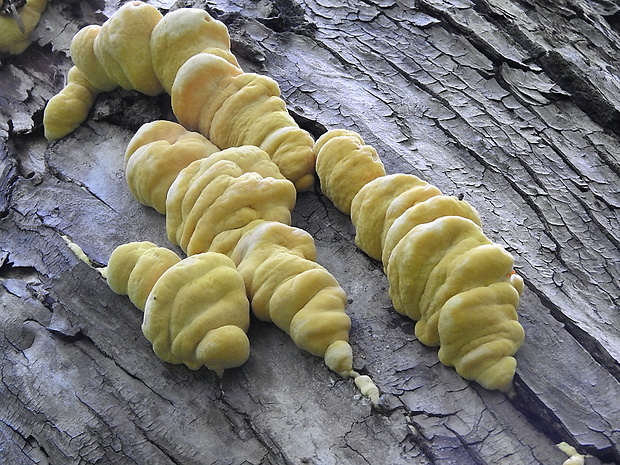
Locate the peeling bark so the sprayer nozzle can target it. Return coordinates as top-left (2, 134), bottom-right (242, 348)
top-left (1, 0), bottom-right (619, 464)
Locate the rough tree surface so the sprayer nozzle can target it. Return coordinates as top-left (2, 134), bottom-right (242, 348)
top-left (1, 0), bottom-right (619, 464)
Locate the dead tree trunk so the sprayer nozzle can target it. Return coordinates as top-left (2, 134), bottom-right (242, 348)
top-left (1, 0), bottom-right (618, 464)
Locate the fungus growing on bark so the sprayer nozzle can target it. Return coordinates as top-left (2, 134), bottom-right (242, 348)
top-left (315, 129), bottom-right (524, 393)
top-left (106, 241), bottom-right (251, 376)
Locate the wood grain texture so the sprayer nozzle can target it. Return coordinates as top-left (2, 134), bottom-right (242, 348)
top-left (1, 0), bottom-right (618, 463)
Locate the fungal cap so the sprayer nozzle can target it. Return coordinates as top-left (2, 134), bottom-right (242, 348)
top-left (125, 246), bottom-right (181, 311)
top-left (387, 216), bottom-right (489, 322)
top-left (106, 241), bottom-right (158, 296)
top-left (195, 325), bottom-right (250, 376)
top-left (382, 194), bottom-right (479, 267)
top-left (150, 7), bottom-right (238, 93)
top-left (93, 1), bottom-right (164, 96)
top-left (125, 121), bottom-right (219, 213)
top-left (172, 52), bottom-right (243, 133)
top-left (351, 173), bottom-right (433, 260)
top-left (142, 252), bottom-right (251, 374)
top-left (324, 340), bottom-right (353, 376)
top-left (437, 281), bottom-right (524, 392)
top-left (70, 25), bottom-right (116, 92)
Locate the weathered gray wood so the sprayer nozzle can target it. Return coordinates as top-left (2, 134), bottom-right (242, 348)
top-left (1, 0), bottom-right (619, 464)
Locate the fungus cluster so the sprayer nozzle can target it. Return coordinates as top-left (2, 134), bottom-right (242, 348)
top-left (46, 1), bottom-right (524, 400)
top-left (315, 130), bottom-right (524, 393)
top-left (43, 2), bottom-right (314, 191)
top-left (111, 119), bottom-right (372, 399)
top-left (107, 242), bottom-right (251, 375)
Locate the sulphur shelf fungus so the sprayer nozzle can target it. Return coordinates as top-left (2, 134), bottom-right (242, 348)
top-left (164, 150), bottom-right (297, 257)
top-left (114, 123), bottom-right (381, 404)
top-left (0, 0), bottom-right (47, 56)
top-left (43, 3), bottom-right (315, 191)
top-left (43, 1), bottom-right (165, 141)
top-left (315, 129), bottom-right (525, 393)
top-left (230, 220), bottom-right (354, 374)
top-left (106, 241), bottom-right (251, 376)
top-left (314, 128), bottom-right (386, 215)
top-left (42, 2), bottom-right (235, 140)
top-left (124, 120), bottom-right (221, 214)
top-left (171, 51), bottom-right (316, 191)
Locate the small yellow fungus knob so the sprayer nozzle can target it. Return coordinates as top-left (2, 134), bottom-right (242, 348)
top-left (43, 67), bottom-right (100, 141)
top-left (557, 441), bottom-right (587, 465)
top-left (353, 373), bottom-right (380, 405)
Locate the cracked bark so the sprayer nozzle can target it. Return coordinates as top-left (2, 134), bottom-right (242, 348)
top-left (1, 0), bottom-right (619, 464)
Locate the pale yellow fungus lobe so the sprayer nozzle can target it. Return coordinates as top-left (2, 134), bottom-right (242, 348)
top-left (124, 120), bottom-right (220, 214)
top-left (557, 442), bottom-right (587, 465)
top-left (62, 234), bottom-right (93, 267)
top-left (437, 281), bottom-right (524, 392)
top-left (165, 149), bottom-right (297, 256)
top-left (314, 129), bottom-right (386, 215)
top-left (149, 7), bottom-right (239, 94)
top-left (106, 242), bottom-right (251, 375)
top-left (143, 252), bottom-right (250, 374)
top-left (172, 52), bottom-right (316, 191)
top-left (386, 217), bottom-right (491, 332)
top-left (324, 340), bottom-right (354, 376)
top-left (382, 193), bottom-right (482, 268)
top-left (0, 0), bottom-right (47, 56)
top-left (353, 373), bottom-right (380, 405)
top-left (43, 1), bottom-right (164, 141)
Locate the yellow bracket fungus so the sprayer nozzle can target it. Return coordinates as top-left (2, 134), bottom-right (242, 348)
top-left (118, 125), bottom-right (380, 403)
top-left (231, 220), bottom-right (351, 366)
top-left (43, 4), bottom-right (315, 192)
top-left (315, 129), bottom-right (525, 393)
top-left (0, 0), bottom-right (47, 56)
top-left (171, 52), bottom-right (315, 191)
top-left (149, 7), bottom-right (239, 94)
top-left (124, 120), bottom-right (221, 214)
top-left (165, 148), bottom-right (297, 256)
top-left (106, 241), bottom-right (251, 376)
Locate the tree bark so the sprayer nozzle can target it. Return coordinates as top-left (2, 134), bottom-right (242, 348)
top-left (1, 0), bottom-right (619, 464)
